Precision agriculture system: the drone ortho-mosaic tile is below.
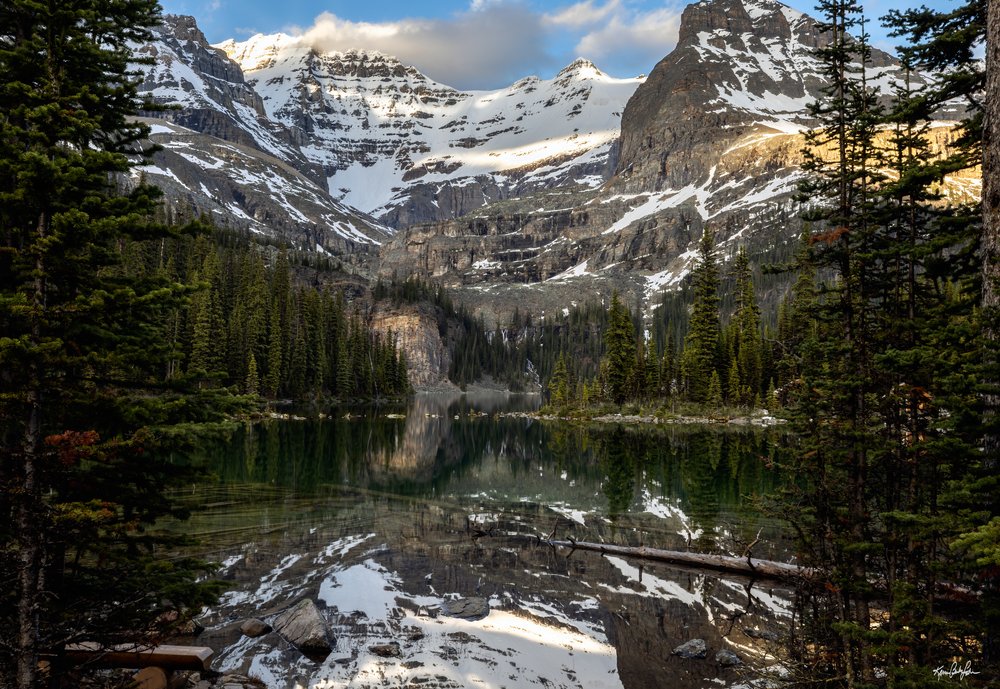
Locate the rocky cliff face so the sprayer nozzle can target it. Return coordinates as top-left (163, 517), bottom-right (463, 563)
top-left (614, 0), bottom-right (903, 195)
top-left (377, 0), bottom-right (965, 328)
top-left (371, 302), bottom-right (454, 388)
top-left (134, 16), bottom-right (393, 254)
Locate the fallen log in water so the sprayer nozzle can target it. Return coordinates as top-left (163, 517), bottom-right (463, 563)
top-left (542, 538), bottom-right (815, 582)
top-left (539, 538), bottom-right (980, 605)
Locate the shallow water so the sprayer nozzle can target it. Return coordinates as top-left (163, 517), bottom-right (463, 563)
top-left (167, 391), bottom-right (796, 689)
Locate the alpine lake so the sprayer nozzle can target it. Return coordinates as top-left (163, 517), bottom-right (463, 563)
top-left (164, 391), bottom-right (798, 689)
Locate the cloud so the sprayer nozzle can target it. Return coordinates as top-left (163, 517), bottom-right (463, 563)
top-left (544, 0), bottom-right (623, 30)
top-left (573, 7), bottom-right (682, 69)
top-left (294, 5), bottom-right (551, 90)
top-left (278, 0), bottom-right (681, 89)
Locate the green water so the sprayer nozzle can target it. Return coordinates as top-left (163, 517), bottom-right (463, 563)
top-left (166, 391), bottom-right (796, 689)
top-left (174, 391), bottom-right (790, 560)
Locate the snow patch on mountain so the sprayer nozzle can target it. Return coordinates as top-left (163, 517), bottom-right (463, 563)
top-left (215, 38), bottom-right (644, 218)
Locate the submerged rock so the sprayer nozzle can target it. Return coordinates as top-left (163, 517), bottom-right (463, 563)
top-left (715, 649), bottom-right (742, 666)
top-left (273, 599), bottom-right (332, 655)
top-left (369, 642), bottom-right (402, 657)
top-left (672, 638), bottom-right (708, 659)
top-left (239, 618), bottom-right (271, 638)
top-left (440, 596), bottom-right (490, 621)
top-left (744, 627), bottom-right (780, 641)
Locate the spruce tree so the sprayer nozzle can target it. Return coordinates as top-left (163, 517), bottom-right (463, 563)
top-left (681, 229), bottom-right (721, 403)
top-left (731, 248), bottom-right (762, 406)
top-left (547, 354), bottom-right (570, 407)
top-left (0, 3), bottom-right (234, 686)
top-left (782, 0), bottom-right (992, 683)
top-left (602, 292), bottom-right (636, 405)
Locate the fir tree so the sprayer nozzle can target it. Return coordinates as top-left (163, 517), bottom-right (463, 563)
top-left (602, 292), bottom-right (637, 405)
top-left (548, 354), bottom-right (570, 407)
top-left (0, 3), bottom-right (235, 686)
top-left (681, 229), bottom-right (721, 403)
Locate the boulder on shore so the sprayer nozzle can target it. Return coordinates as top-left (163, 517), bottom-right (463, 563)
top-left (272, 599), bottom-right (332, 655)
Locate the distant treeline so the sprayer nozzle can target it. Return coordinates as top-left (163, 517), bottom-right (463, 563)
top-left (126, 231), bottom-right (410, 401)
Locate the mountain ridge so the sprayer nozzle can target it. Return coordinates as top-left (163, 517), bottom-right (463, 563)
top-left (133, 0), bottom-right (972, 330)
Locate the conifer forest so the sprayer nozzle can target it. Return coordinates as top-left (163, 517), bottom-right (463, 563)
top-left (1, 0), bottom-right (1000, 687)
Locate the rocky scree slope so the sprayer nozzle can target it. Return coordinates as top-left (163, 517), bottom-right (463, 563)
top-left (378, 0), bottom-right (965, 328)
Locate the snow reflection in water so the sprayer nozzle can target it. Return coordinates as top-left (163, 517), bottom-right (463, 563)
top-left (173, 391), bottom-right (794, 689)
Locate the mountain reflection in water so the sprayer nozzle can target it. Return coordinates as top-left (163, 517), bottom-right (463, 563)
top-left (168, 391), bottom-right (795, 689)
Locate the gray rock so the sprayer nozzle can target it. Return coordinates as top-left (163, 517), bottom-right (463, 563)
top-left (369, 642), bottom-right (402, 657)
top-left (240, 618), bottom-right (271, 638)
top-left (672, 638), bottom-right (708, 659)
top-left (715, 649), bottom-right (742, 666)
top-left (440, 597), bottom-right (490, 621)
top-left (273, 599), bottom-right (332, 655)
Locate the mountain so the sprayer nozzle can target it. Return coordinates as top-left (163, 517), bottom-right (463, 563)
top-left (134, 14), bottom-right (643, 258)
top-left (378, 0), bottom-right (968, 327)
top-left (132, 0), bottom-right (973, 333)
top-left (216, 37), bottom-right (644, 227)
top-left (134, 15), bottom-right (392, 257)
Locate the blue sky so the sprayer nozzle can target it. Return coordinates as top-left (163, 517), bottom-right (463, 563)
top-left (158, 0), bottom-right (960, 89)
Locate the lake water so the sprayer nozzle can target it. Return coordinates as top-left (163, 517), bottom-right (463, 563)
top-left (169, 391), bottom-right (796, 689)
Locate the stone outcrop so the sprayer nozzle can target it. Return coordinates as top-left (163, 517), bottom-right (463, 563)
top-left (239, 618), bottom-right (271, 638)
top-left (615, 0), bottom-right (902, 194)
top-left (371, 302), bottom-right (453, 388)
top-left (440, 597), bottom-right (490, 621)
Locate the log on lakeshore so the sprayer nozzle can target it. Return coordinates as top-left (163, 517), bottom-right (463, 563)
top-left (542, 539), bottom-right (815, 582)
top-left (60, 643), bottom-right (213, 671)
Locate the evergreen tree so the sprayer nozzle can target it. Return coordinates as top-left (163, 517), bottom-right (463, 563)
top-left (888, 0), bottom-right (999, 673)
top-left (602, 292), bottom-right (637, 404)
top-left (548, 353), bottom-right (570, 407)
top-left (245, 351), bottom-right (260, 396)
top-left (681, 229), bottom-right (721, 402)
top-left (0, 3), bottom-right (234, 686)
top-left (731, 247), bottom-right (762, 406)
top-left (781, 0), bottom-right (991, 683)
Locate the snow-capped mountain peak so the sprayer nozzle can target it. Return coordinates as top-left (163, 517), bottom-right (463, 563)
top-left (211, 34), bottom-right (644, 224)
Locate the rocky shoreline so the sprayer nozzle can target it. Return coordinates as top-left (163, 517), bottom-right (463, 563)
top-left (501, 408), bottom-right (785, 428)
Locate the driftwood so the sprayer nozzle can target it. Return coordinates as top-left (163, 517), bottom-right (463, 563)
top-left (59, 643), bottom-right (214, 671)
top-left (540, 538), bottom-right (979, 604)
top-left (542, 538), bottom-right (814, 582)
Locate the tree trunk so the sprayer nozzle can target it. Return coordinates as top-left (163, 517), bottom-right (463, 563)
top-left (983, 0), bottom-right (1000, 669)
top-left (17, 210), bottom-right (49, 689)
top-left (542, 538), bottom-right (812, 581)
top-left (985, 0), bottom-right (1000, 473)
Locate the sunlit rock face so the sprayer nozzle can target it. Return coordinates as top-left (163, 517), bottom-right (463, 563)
top-left (371, 301), bottom-right (455, 389)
